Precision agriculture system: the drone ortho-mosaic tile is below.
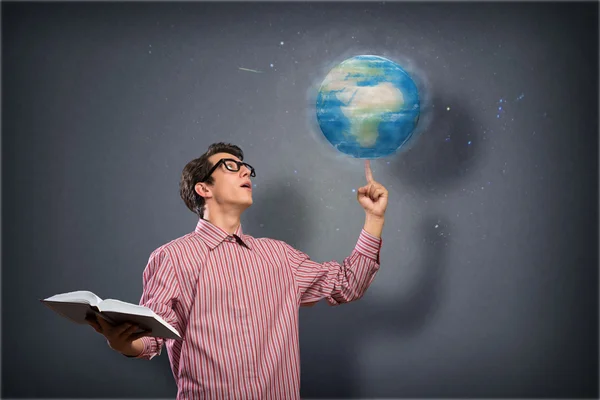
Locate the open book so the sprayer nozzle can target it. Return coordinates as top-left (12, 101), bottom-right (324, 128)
top-left (41, 290), bottom-right (181, 340)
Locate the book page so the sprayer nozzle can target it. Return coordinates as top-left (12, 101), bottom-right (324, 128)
top-left (98, 299), bottom-right (154, 317)
top-left (44, 290), bottom-right (102, 307)
top-left (42, 294), bottom-right (181, 340)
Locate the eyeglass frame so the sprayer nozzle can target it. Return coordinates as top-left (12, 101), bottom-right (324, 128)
top-left (199, 158), bottom-right (256, 182)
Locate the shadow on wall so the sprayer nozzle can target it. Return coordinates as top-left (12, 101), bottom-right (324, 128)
top-left (365, 214), bottom-right (452, 336)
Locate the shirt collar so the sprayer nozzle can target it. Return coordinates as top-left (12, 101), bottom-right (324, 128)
top-left (194, 218), bottom-right (252, 250)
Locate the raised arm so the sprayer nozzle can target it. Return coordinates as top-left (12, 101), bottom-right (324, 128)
top-left (286, 229), bottom-right (382, 306)
top-left (288, 160), bottom-right (388, 306)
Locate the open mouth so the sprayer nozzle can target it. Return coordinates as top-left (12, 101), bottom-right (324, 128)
top-left (240, 183), bottom-right (252, 190)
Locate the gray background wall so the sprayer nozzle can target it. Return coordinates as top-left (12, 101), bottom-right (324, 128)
top-left (2, 1), bottom-right (598, 398)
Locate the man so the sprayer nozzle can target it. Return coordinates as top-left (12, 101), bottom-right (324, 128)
top-left (87, 142), bottom-right (388, 399)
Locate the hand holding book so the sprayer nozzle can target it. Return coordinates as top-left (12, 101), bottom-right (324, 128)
top-left (41, 290), bottom-right (182, 353)
top-left (85, 314), bottom-right (150, 356)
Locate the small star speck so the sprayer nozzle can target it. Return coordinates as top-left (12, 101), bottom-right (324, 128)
top-left (270, 64), bottom-right (274, 68)
top-left (280, 41), bottom-right (284, 45)
top-left (446, 107), bottom-right (451, 111)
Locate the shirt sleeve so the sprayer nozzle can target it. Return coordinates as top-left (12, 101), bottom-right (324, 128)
top-left (285, 229), bottom-right (382, 306)
top-left (132, 248), bottom-right (182, 360)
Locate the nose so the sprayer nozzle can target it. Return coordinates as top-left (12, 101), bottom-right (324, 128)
top-left (240, 166), bottom-right (251, 178)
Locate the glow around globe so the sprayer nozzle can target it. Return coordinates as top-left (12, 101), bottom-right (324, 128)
top-left (316, 55), bottom-right (420, 159)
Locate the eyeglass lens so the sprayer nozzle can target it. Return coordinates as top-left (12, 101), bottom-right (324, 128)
top-left (224, 160), bottom-right (255, 176)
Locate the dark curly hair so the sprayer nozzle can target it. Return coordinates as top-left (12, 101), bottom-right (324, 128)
top-left (180, 142), bottom-right (244, 218)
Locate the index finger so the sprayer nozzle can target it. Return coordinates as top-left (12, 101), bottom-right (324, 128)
top-left (365, 160), bottom-right (374, 183)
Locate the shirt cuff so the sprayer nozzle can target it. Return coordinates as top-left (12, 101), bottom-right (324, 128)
top-left (355, 229), bottom-right (382, 262)
top-left (137, 336), bottom-right (161, 360)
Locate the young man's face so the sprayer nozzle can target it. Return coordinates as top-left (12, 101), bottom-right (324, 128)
top-left (200, 152), bottom-right (254, 211)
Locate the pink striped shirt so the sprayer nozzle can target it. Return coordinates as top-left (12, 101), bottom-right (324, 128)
top-left (135, 218), bottom-right (382, 399)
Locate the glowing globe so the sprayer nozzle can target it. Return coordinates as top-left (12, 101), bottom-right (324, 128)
top-left (316, 55), bottom-right (420, 159)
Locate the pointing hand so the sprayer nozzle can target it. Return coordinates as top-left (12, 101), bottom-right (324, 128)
top-left (357, 160), bottom-right (388, 218)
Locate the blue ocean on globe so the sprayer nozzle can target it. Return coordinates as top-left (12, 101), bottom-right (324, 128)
top-left (316, 55), bottom-right (420, 159)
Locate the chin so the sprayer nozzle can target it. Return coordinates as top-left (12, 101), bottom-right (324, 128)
top-left (234, 191), bottom-right (252, 210)
top-left (240, 197), bottom-right (253, 208)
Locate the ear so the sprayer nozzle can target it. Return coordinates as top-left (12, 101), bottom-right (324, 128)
top-left (195, 182), bottom-right (212, 199)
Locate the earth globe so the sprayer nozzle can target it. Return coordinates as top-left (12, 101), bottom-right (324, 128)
top-left (316, 55), bottom-right (420, 159)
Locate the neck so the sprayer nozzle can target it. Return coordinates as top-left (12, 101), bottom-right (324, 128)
top-left (203, 208), bottom-right (242, 235)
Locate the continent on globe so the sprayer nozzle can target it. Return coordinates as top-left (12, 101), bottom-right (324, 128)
top-left (316, 55), bottom-right (420, 159)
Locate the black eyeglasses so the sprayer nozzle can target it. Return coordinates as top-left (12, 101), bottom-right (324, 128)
top-left (200, 158), bottom-right (256, 182)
